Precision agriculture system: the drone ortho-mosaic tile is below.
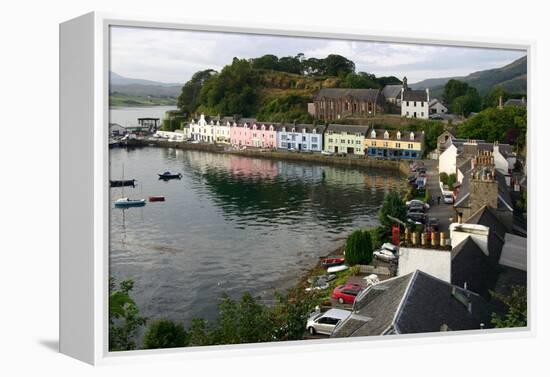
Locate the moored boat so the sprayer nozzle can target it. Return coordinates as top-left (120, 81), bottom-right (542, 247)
top-left (321, 257), bottom-right (345, 268)
top-left (114, 197), bottom-right (146, 208)
top-left (149, 196), bottom-right (166, 202)
top-left (158, 171), bottom-right (182, 180)
top-left (327, 264), bottom-right (349, 274)
top-left (110, 179), bottom-right (136, 188)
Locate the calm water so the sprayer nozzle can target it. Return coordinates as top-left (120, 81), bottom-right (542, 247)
top-left (109, 147), bottom-right (404, 324)
top-left (109, 106), bottom-right (176, 128)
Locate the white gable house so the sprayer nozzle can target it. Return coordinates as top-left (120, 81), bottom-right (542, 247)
top-left (400, 77), bottom-right (429, 119)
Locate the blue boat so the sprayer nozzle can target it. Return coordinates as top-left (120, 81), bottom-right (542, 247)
top-left (114, 197), bottom-right (146, 208)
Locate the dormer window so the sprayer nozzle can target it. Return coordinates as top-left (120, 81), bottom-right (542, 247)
top-left (312, 129), bottom-right (317, 134)
top-left (384, 131), bottom-right (389, 139)
top-left (371, 130), bottom-right (376, 138)
top-left (302, 128), bottom-right (306, 133)
top-left (396, 131), bottom-right (401, 140)
top-left (410, 132), bottom-right (415, 140)
top-left (282, 127), bottom-right (286, 132)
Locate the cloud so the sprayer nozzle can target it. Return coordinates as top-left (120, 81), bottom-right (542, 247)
top-left (110, 26), bottom-right (525, 84)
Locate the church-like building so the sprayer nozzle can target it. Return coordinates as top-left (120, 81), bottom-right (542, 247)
top-left (311, 88), bottom-right (385, 121)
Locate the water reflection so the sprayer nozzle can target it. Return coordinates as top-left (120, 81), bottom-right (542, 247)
top-left (109, 148), bottom-right (404, 324)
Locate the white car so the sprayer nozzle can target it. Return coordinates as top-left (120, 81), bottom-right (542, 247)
top-left (321, 151), bottom-right (333, 156)
top-left (443, 193), bottom-right (454, 204)
top-left (306, 308), bottom-right (351, 336)
top-left (381, 242), bottom-right (398, 253)
top-left (373, 249), bottom-right (397, 262)
top-left (406, 199), bottom-right (430, 210)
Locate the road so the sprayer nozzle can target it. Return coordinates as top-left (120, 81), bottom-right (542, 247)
top-left (423, 159), bottom-right (454, 234)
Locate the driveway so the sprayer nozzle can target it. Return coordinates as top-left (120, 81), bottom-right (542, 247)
top-left (423, 159), bottom-right (454, 235)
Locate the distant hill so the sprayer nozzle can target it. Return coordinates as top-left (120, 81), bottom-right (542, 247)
top-left (410, 56), bottom-right (527, 97)
top-left (109, 72), bottom-right (182, 99)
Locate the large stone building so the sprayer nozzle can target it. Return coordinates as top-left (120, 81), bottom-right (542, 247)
top-left (312, 88), bottom-right (385, 121)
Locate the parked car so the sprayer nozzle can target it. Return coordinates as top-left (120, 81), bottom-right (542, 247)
top-left (426, 217), bottom-right (440, 231)
top-left (407, 175), bottom-right (417, 183)
top-left (443, 193), bottom-right (454, 204)
top-left (306, 308), bottom-right (351, 335)
top-left (373, 249), bottom-right (397, 262)
top-left (408, 205), bottom-right (426, 214)
top-left (417, 167), bottom-right (427, 174)
top-left (430, 114), bottom-right (444, 120)
top-left (407, 212), bottom-right (426, 224)
top-left (331, 283), bottom-right (363, 305)
top-left (406, 199), bottom-right (430, 210)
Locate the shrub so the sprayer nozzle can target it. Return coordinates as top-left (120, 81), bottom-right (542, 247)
top-left (379, 190), bottom-right (408, 229)
top-left (350, 265), bottom-right (361, 276)
top-left (448, 173), bottom-right (457, 189)
top-left (143, 319), bottom-right (188, 349)
top-left (345, 230), bottom-right (373, 266)
top-left (439, 172), bottom-right (449, 185)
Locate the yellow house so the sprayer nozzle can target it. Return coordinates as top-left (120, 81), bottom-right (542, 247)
top-left (323, 124), bottom-right (368, 155)
top-left (364, 129), bottom-right (424, 159)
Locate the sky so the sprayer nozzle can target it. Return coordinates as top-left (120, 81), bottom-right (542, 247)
top-left (110, 26), bottom-right (526, 85)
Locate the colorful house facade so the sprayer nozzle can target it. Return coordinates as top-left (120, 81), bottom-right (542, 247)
top-left (230, 123), bottom-right (252, 147)
top-left (251, 123), bottom-right (279, 148)
top-left (277, 124), bottom-right (325, 152)
top-left (214, 121), bottom-right (231, 144)
top-left (364, 129), bottom-right (424, 159)
top-left (323, 124), bottom-right (367, 155)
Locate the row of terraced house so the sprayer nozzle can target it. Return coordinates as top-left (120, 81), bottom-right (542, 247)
top-left (182, 114), bottom-right (425, 159)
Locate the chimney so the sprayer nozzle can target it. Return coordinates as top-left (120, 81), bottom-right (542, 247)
top-left (404, 227), bottom-right (410, 244)
top-left (431, 232), bottom-right (437, 247)
top-left (411, 232), bottom-right (417, 246)
top-left (457, 213), bottom-right (463, 224)
top-left (440, 232), bottom-right (446, 247)
top-left (421, 232), bottom-right (426, 246)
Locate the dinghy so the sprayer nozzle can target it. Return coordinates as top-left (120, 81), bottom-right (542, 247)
top-left (327, 265), bottom-right (349, 274)
top-left (114, 197), bottom-right (146, 208)
top-left (158, 171), bottom-right (182, 180)
top-left (110, 179), bottom-right (136, 188)
top-left (148, 196), bottom-right (166, 202)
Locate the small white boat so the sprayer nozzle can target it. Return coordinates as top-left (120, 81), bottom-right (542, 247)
top-left (373, 249), bottom-right (397, 262)
top-left (327, 264), bottom-right (349, 274)
top-left (114, 197), bottom-right (146, 208)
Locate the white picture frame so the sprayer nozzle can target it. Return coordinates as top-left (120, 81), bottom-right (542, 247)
top-left (60, 11), bottom-right (534, 365)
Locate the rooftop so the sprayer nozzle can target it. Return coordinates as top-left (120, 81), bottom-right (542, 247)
top-left (315, 88), bottom-right (382, 102)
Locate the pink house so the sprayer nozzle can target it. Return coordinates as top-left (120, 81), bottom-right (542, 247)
top-left (251, 123), bottom-right (278, 149)
top-left (230, 123), bottom-right (252, 147)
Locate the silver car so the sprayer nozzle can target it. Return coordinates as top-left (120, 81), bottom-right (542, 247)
top-left (306, 308), bottom-right (351, 336)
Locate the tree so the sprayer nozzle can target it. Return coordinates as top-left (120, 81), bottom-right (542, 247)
top-left (272, 288), bottom-right (319, 341)
top-left (456, 106), bottom-right (527, 149)
top-left (344, 230), bottom-right (373, 266)
top-left (250, 54), bottom-right (279, 71)
top-left (176, 69), bottom-right (216, 116)
top-left (378, 190), bottom-right (408, 229)
top-left (443, 79), bottom-right (469, 105)
top-left (439, 172), bottom-right (449, 185)
top-left (342, 72), bottom-right (380, 89)
top-left (451, 87), bottom-right (481, 116)
top-left (323, 54), bottom-right (356, 77)
top-left (483, 85), bottom-right (508, 109)
top-left (491, 286), bottom-right (527, 328)
top-left (143, 319), bottom-right (188, 349)
top-left (187, 318), bottom-right (214, 347)
top-left (447, 173), bottom-right (457, 189)
top-left (109, 278), bottom-right (147, 351)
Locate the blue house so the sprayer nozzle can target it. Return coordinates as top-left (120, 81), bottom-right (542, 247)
top-left (277, 124), bottom-right (325, 152)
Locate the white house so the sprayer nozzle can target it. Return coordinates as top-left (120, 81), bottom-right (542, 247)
top-left (400, 77), bottom-right (429, 119)
top-left (214, 121), bottom-right (231, 144)
top-left (438, 143), bottom-right (458, 176)
top-left (429, 98), bottom-right (448, 114)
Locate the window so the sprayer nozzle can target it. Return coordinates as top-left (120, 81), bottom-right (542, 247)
top-left (302, 136), bottom-right (306, 141)
top-left (328, 138), bottom-right (333, 143)
top-left (340, 139), bottom-right (345, 143)
top-left (356, 140), bottom-right (361, 144)
top-left (312, 137), bottom-right (318, 142)
top-left (312, 144), bottom-right (318, 149)
top-left (421, 112), bottom-right (424, 117)
top-left (406, 101), bottom-right (409, 106)
top-left (396, 143), bottom-right (401, 148)
top-left (406, 111), bottom-right (409, 116)
top-left (414, 101), bottom-right (416, 107)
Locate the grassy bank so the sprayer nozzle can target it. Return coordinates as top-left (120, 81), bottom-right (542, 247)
top-left (110, 93), bottom-right (177, 107)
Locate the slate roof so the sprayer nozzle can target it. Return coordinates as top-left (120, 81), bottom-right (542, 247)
top-left (382, 85), bottom-right (403, 99)
top-left (504, 98), bottom-right (527, 107)
top-left (280, 123), bottom-right (326, 133)
top-left (365, 128), bottom-right (425, 143)
top-left (451, 237), bottom-right (498, 298)
top-left (325, 124), bottom-right (370, 135)
top-left (453, 172), bottom-right (513, 212)
top-left (466, 206), bottom-right (507, 265)
top-left (499, 233), bottom-right (527, 271)
top-left (315, 88), bottom-right (383, 102)
top-left (332, 270), bottom-right (491, 337)
top-left (402, 89), bottom-right (428, 102)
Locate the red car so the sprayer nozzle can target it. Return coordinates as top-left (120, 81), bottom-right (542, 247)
top-left (331, 283), bottom-right (363, 305)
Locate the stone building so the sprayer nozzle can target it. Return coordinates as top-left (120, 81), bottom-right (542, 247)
top-left (454, 150), bottom-right (514, 224)
top-left (312, 88), bottom-right (385, 121)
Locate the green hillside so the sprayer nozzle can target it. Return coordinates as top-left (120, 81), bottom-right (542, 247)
top-left (411, 56), bottom-right (527, 96)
